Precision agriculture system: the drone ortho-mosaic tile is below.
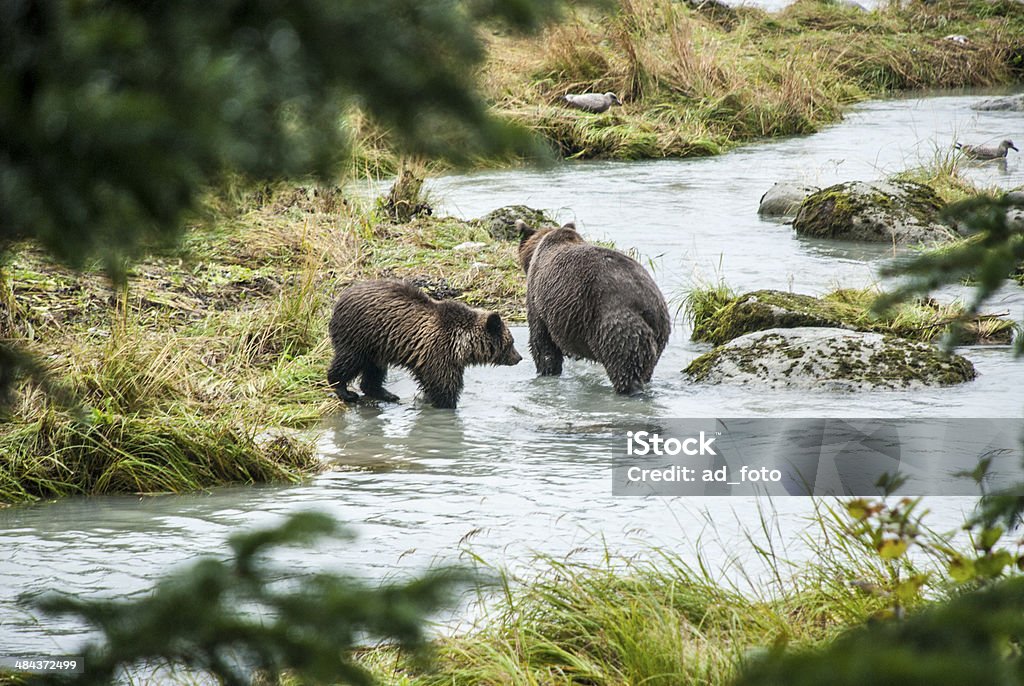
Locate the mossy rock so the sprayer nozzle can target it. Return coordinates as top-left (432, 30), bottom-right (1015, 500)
top-left (475, 205), bottom-right (556, 241)
top-left (689, 288), bottom-right (1016, 345)
top-left (685, 327), bottom-right (977, 391)
top-left (793, 180), bottom-right (955, 245)
top-left (692, 289), bottom-right (848, 345)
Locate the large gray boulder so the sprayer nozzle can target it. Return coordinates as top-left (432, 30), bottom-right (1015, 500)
top-left (684, 327), bottom-right (977, 391)
top-left (971, 95), bottom-right (1024, 112)
top-left (758, 182), bottom-right (820, 219)
top-left (793, 180), bottom-right (955, 244)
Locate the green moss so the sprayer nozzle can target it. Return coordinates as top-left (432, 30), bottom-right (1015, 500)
top-left (793, 181), bottom-right (946, 241)
top-left (684, 349), bottom-right (721, 381)
top-left (794, 187), bottom-right (861, 238)
top-left (689, 289), bottom-right (844, 345)
top-left (867, 335), bottom-right (978, 387)
top-left (684, 328), bottom-right (977, 388)
top-left (686, 286), bottom-right (1017, 346)
top-left (884, 182), bottom-right (944, 224)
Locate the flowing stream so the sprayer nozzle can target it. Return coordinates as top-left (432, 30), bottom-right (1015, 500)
top-left (1, 89), bottom-right (1023, 654)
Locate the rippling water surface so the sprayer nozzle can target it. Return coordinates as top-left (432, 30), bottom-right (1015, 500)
top-left (1, 90), bottom-right (1023, 653)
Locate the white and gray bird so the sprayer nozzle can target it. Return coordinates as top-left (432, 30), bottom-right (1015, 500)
top-left (955, 139), bottom-right (1019, 160)
top-left (562, 92), bottom-right (623, 113)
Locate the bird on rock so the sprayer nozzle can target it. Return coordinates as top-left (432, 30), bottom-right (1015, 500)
top-left (562, 92), bottom-right (622, 113)
top-left (955, 139), bottom-right (1019, 160)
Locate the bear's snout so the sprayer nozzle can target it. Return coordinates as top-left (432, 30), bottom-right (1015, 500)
top-left (504, 348), bottom-right (523, 366)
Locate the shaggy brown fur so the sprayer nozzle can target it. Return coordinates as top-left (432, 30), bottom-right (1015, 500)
top-left (517, 220), bottom-right (670, 395)
top-left (327, 280), bottom-right (522, 408)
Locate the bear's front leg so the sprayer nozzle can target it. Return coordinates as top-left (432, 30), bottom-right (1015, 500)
top-left (528, 315), bottom-right (564, 376)
top-left (415, 366), bottom-right (464, 409)
top-left (327, 353), bottom-right (361, 403)
top-left (359, 363), bottom-right (400, 402)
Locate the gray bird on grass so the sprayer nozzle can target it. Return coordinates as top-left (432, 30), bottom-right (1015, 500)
top-left (562, 92), bottom-right (623, 113)
top-left (955, 139), bottom-right (1019, 160)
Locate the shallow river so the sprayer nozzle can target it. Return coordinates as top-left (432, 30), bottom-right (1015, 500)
top-left (1, 90), bottom-right (1023, 654)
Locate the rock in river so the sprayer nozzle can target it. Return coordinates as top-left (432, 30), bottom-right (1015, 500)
top-left (691, 290), bottom-right (847, 345)
top-left (971, 94), bottom-right (1024, 112)
top-left (684, 327), bottom-right (977, 391)
top-left (475, 205), bottom-right (556, 241)
top-left (793, 180), bottom-right (955, 245)
top-left (688, 288), bottom-right (1016, 346)
top-left (758, 182), bottom-right (820, 219)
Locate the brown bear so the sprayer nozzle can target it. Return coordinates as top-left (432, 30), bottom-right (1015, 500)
top-left (327, 280), bottom-right (522, 408)
top-left (517, 220), bottom-right (670, 395)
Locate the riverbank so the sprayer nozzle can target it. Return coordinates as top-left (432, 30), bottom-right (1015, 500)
top-left (0, 498), bottom-right (995, 685)
top-left (354, 498), bottom-right (970, 686)
top-left (0, 183), bottom-right (527, 505)
top-left (1, 154), bottom-right (1017, 504)
top-left (353, 0), bottom-right (1024, 172)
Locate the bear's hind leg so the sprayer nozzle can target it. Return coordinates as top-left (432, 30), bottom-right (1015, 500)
top-left (327, 353), bottom-right (361, 403)
top-left (360, 363), bottom-right (400, 402)
top-left (528, 315), bottom-right (564, 376)
top-left (598, 315), bottom-right (658, 395)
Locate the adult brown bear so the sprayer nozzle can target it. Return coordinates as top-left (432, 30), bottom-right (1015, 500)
top-left (517, 220), bottom-right (670, 395)
top-left (327, 280), bottom-right (522, 408)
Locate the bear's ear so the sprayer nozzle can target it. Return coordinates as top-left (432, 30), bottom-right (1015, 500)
top-left (516, 219), bottom-right (535, 244)
top-left (484, 312), bottom-right (504, 336)
top-left (561, 221), bottom-right (577, 231)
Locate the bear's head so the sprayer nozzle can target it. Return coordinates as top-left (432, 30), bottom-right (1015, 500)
top-left (468, 311), bottom-right (522, 367)
top-left (439, 301), bottom-right (522, 367)
top-left (516, 220), bottom-right (582, 274)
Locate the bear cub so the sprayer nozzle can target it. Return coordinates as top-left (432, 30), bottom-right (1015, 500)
top-left (517, 220), bottom-right (670, 395)
top-left (327, 280), bottom-right (522, 409)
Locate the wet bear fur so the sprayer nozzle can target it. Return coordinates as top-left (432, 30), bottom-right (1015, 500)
top-left (327, 280), bottom-right (522, 408)
top-left (517, 220), bottom-right (670, 395)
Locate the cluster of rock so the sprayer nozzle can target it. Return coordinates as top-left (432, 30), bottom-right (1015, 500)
top-left (688, 176), bottom-right (1023, 390)
top-left (759, 179), bottom-right (955, 245)
top-left (477, 189), bottom-right (1014, 391)
top-left (683, 287), bottom-right (1018, 390)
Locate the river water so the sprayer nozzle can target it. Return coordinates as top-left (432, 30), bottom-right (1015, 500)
top-left (1, 90), bottom-right (1022, 654)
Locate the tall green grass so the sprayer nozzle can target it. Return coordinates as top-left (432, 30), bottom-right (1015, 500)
top-left (0, 176), bottom-right (538, 505)
top-left (361, 500), bottom-right (951, 686)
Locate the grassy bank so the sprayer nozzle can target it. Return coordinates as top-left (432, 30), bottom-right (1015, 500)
top-left (685, 284), bottom-right (1018, 345)
top-left (358, 501), bottom-right (955, 686)
top-left (889, 160), bottom-right (1024, 287)
top-left (352, 0), bottom-right (1024, 171)
top-left (0, 183), bottom-right (529, 505)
